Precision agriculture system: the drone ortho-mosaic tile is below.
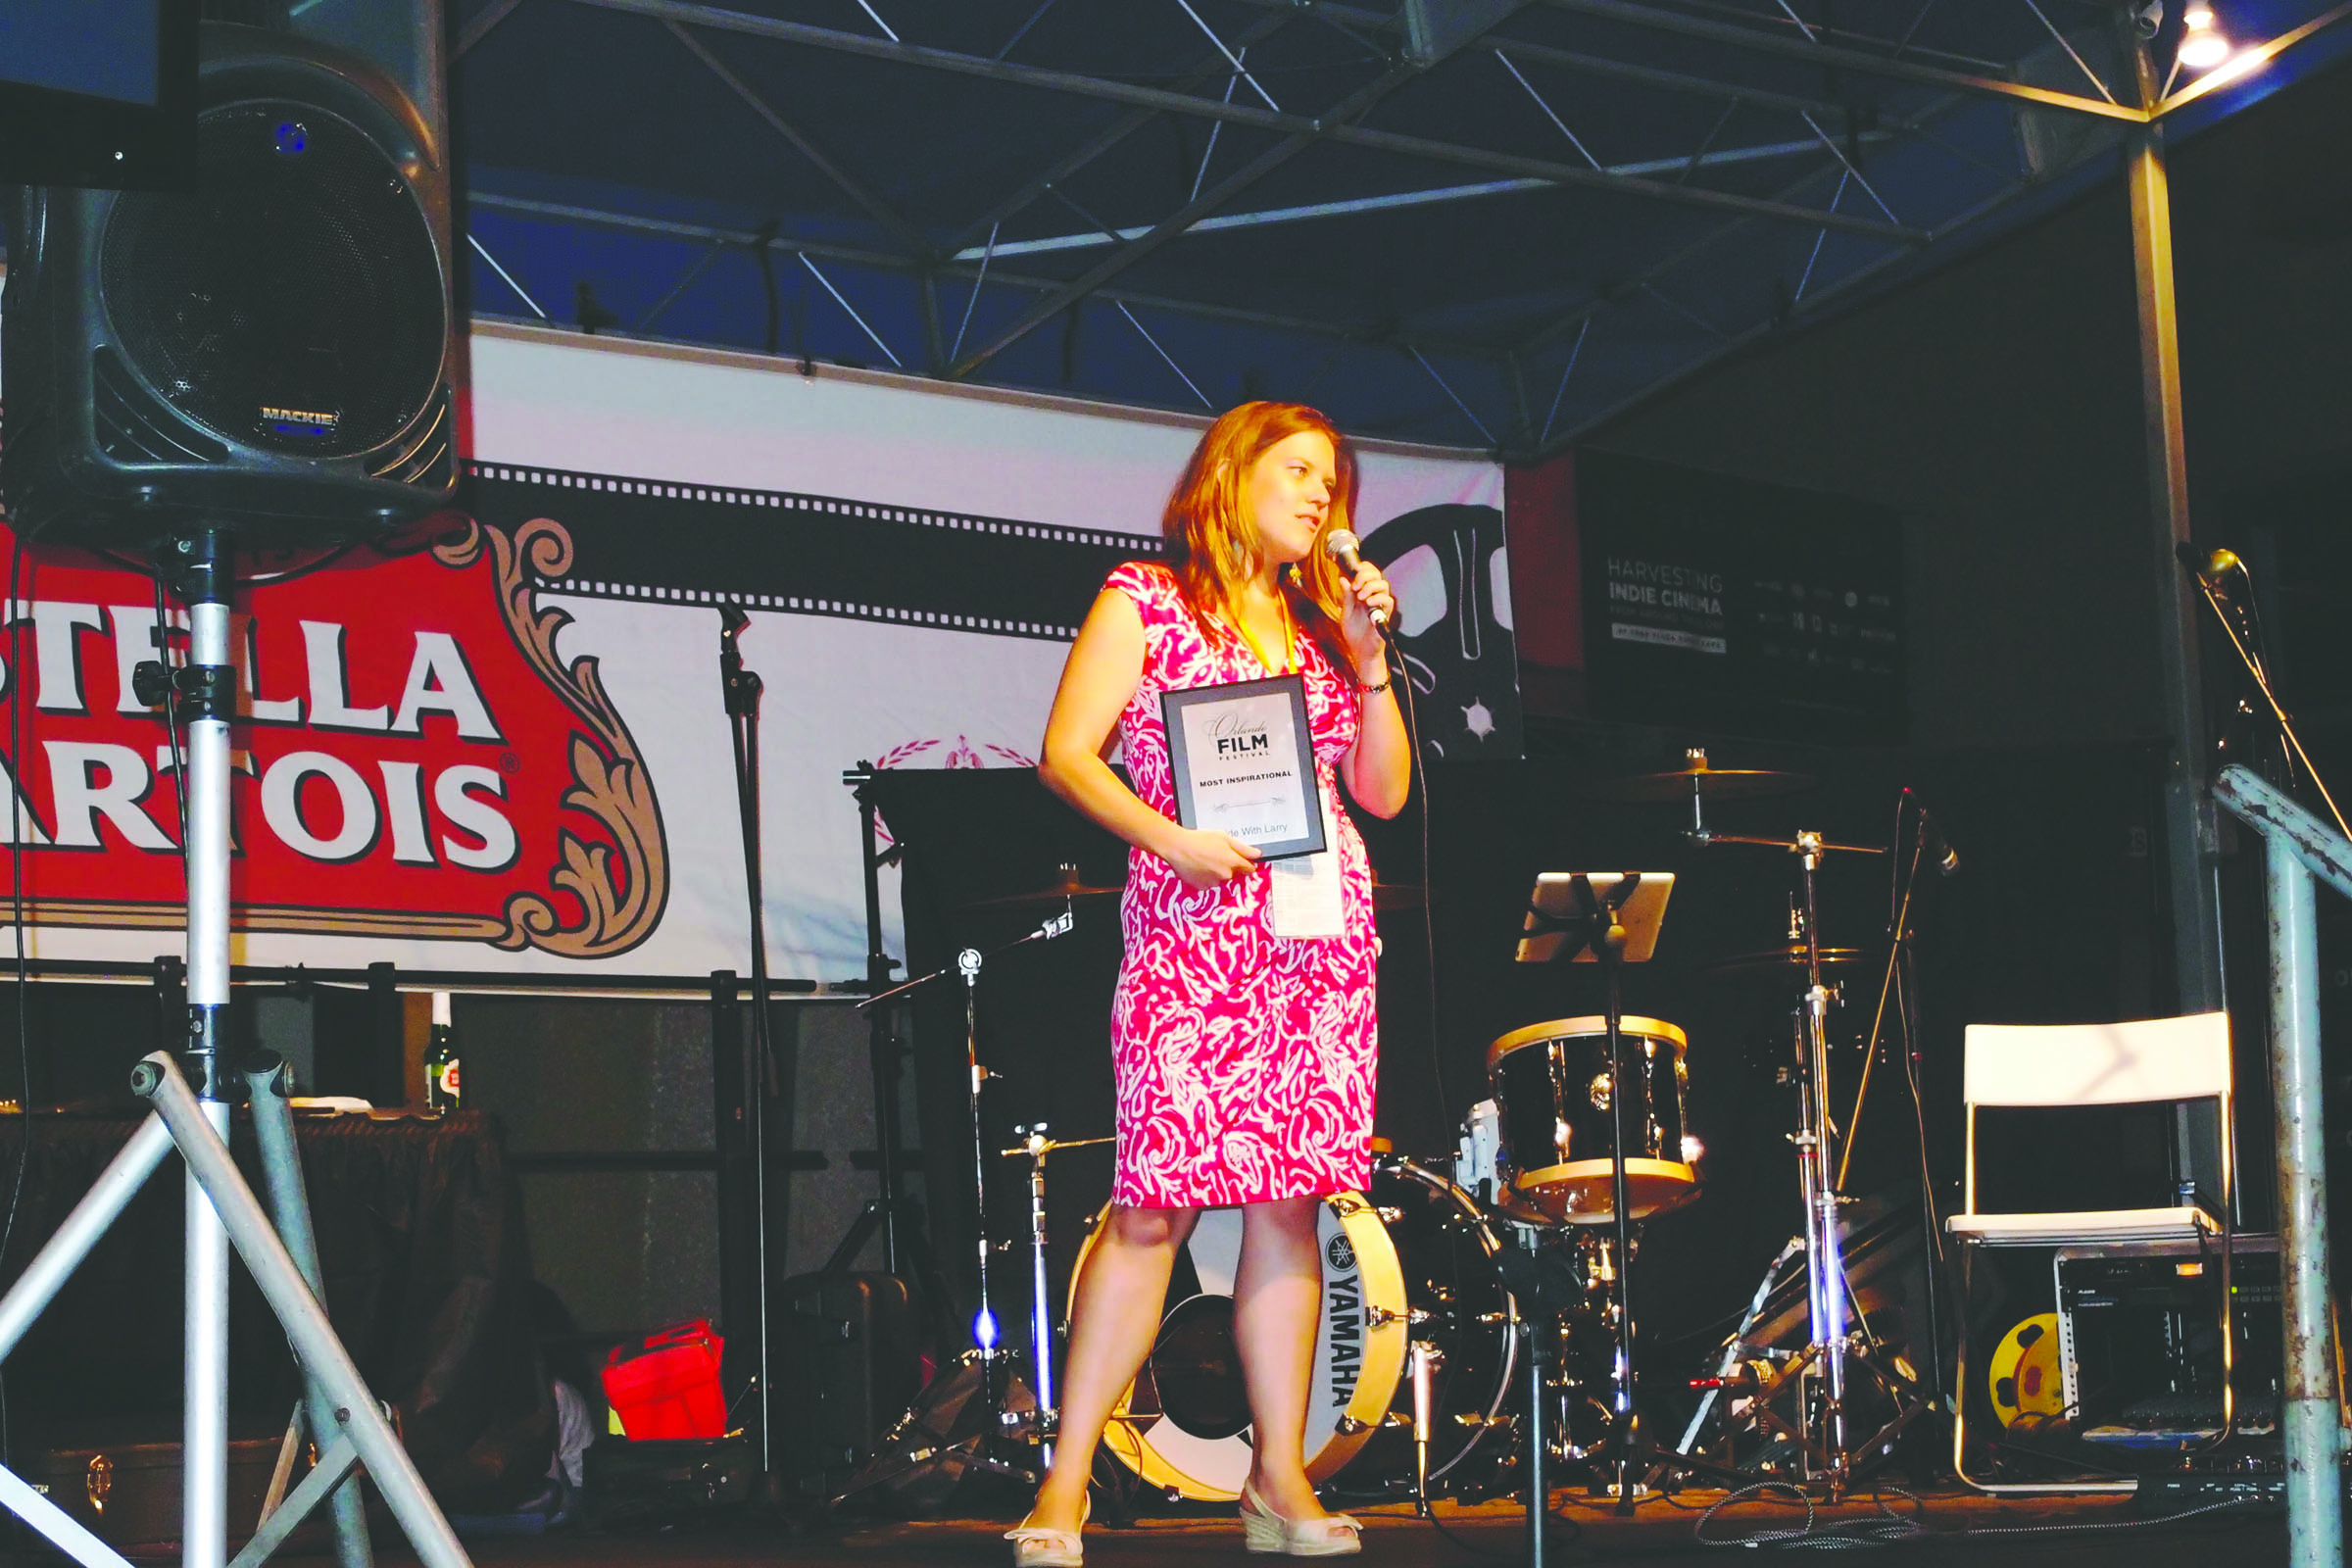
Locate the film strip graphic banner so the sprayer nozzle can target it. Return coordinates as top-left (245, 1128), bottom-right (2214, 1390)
top-left (462, 462), bottom-right (1156, 642)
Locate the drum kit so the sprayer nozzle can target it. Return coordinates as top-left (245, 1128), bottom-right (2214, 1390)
top-left (839, 748), bottom-right (1937, 1534)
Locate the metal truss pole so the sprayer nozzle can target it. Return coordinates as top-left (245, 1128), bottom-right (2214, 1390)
top-left (2121, 20), bottom-right (2223, 1013)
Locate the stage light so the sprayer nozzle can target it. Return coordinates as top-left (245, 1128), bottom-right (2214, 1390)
top-left (974, 1306), bottom-right (1001, 1349)
top-left (2179, 3), bottom-right (2233, 68)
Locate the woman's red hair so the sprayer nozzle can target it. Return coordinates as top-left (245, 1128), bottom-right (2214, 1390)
top-left (1160, 401), bottom-right (1360, 654)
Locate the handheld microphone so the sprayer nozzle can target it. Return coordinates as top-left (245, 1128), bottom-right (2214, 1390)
top-left (1322, 529), bottom-right (1390, 634)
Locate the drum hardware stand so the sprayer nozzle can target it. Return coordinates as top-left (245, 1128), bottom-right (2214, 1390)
top-left (1000, 1123), bottom-right (1113, 1471)
top-left (1407, 1340), bottom-right (1444, 1516)
top-left (0, 529), bottom-right (470, 1568)
top-left (1691, 823), bottom-right (1925, 1499)
top-left (836, 908), bottom-right (1074, 1503)
top-left (716, 607), bottom-right (783, 1481)
top-left (1677, 1238), bottom-right (1805, 1461)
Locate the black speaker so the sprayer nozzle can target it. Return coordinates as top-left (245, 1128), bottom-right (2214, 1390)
top-left (2, 5), bottom-right (457, 549)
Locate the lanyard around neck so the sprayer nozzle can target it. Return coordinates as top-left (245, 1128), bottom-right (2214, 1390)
top-left (1230, 593), bottom-right (1296, 676)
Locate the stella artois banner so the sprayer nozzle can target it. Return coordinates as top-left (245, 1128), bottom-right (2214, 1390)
top-left (0, 321), bottom-right (1506, 985)
top-left (0, 518), bottom-right (659, 956)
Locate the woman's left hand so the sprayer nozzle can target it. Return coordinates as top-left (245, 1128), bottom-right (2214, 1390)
top-left (1338, 559), bottom-right (1396, 670)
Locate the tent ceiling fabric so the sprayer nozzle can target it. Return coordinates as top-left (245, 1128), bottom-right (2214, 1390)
top-left (453, 0), bottom-right (2351, 451)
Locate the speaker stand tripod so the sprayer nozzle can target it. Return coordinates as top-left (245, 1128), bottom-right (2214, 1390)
top-left (0, 528), bottom-right (470, 1568)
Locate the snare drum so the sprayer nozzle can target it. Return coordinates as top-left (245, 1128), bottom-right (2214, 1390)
top-left (1486, 1015), bottom-right (1698, 1224)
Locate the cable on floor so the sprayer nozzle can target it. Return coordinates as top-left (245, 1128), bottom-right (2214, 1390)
top-left (1691, 1480), bottom-right (2268, 1550)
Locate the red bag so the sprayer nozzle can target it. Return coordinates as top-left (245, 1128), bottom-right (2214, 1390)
top-left (603, 1320), bottom-right (726, 1440)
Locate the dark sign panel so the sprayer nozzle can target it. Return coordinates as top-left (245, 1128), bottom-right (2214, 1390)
top-left (1578, 453), bottom-right (1903, 741)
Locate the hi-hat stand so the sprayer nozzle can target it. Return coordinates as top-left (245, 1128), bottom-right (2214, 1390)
top-left (999, 1123), bottom-right (1112, 1470)
top-left (0, 528), bottom-right (469, 1568)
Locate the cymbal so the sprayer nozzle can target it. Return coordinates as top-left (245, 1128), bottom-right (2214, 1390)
top-left (1588, 761), bottom-right (1817, 803)
top-left (968, 868), bottom-right (1123, 909)
top-left (1706, 945), bottom-right (1882, 984)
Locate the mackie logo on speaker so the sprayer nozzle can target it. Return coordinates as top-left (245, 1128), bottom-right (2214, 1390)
top-left (0, 517), bottom-right (667, 958)
top-left (259, 405), bottom-right (341, 441)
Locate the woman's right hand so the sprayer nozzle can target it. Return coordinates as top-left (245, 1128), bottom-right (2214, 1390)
top-left (1160, 827), bottom-right (1261, 890)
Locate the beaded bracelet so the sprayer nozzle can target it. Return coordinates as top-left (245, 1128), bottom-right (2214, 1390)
top-left (1357, 672), bottom-right (1394, 696)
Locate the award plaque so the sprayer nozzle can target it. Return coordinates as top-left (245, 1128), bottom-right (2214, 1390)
top-left (1160, 674), bottom-right (1326, 860)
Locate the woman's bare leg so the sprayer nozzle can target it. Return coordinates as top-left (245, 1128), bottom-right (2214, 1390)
top-left (1234, 1195), bottom-right (1334, 1520)
top-left (1020, 1202), bottom-right (1200, 1531)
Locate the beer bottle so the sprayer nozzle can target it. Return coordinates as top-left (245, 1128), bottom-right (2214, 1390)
top-left (425, 992), bottom-right (461, 1113)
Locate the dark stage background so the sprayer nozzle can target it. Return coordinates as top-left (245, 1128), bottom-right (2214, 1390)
top-left (860, 712), bottom-right (2272, 1413)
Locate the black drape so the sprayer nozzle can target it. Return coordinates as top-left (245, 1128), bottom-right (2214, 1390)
top-left (0, 1108), bottom-right (552, 1512)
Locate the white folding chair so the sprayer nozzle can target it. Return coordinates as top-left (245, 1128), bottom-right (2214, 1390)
top-left (1946, 1012), bottom-right (2235, 1493)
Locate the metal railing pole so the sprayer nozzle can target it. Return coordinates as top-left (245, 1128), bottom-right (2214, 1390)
top-left (2217, 764), bottom-right (2350, 1568)
top-left (2266, 832), bottom-right (2342, 1568)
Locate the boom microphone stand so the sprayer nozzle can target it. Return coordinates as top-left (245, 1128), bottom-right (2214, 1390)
top-left (2180, 547), bottom-right (2349, 841)
top-left (833, 909), bottom-right (1071, 1504)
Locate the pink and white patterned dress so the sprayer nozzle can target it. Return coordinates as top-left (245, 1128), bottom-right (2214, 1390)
top-left (1102, 561), bottom-right (1380, 1209)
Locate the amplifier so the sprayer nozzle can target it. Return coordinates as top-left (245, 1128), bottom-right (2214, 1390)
top-left (2056, 1235), bottom-right (2282, 1449)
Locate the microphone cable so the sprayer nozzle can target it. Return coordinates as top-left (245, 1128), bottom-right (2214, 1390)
top-left (1386, 634), bottom-right (1447, 1125)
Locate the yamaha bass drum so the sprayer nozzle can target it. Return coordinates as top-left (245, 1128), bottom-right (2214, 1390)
top-left (1075, 1157), bottom-right (1519, 1501)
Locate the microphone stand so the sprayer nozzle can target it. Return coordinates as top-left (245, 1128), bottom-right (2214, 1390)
top-left (840, 909), bottom-right (1072, 1495)
top-left (719, 607), bottom-right (782, 1485)
top-left (859, 909), bottom-right (1074, 1368)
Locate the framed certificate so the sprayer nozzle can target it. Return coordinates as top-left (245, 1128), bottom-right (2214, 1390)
top-left (1160, 674), bottom-right (1327, 860)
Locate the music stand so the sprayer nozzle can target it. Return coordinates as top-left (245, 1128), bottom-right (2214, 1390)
top-left (1517, 872), bottom-right (1673, 964)
top-left (1517, 872), bottom-right (1671, 1520)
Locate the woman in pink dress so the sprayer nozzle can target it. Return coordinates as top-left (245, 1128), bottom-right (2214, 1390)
top-left (1012, 403), bottom-right (1409, 1564)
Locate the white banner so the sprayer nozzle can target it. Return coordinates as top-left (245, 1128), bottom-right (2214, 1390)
top-left (15, 320), bottom-right (1506, 984)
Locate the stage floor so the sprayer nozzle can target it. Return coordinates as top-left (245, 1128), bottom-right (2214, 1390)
top-left (381, 1486), bottom-right (2283, 1568)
